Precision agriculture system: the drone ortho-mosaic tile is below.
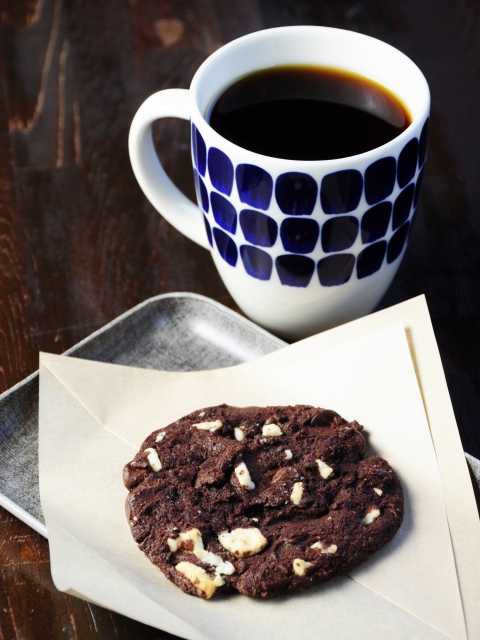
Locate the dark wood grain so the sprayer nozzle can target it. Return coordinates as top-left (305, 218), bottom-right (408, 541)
top-left (0, 0), bottom-right (479, 637)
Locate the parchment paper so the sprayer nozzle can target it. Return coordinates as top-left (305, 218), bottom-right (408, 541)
top-left (39, 296), bottom-right (480, 640)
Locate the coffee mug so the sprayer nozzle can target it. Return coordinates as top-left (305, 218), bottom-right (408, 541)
top-left (129, 26), bottom-right (429, 338)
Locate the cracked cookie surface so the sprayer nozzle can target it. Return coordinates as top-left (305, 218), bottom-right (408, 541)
top-left (123, 404), bottom-right (403, 599)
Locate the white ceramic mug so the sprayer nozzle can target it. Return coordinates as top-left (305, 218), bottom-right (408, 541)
top-left (129, 26), bottom-right (430, 339)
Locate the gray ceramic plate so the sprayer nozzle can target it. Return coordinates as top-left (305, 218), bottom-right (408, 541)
top-left (0, 292), bottom-right (478, 538)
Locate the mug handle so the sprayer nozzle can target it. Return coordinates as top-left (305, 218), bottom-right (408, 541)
top-left (128, 89), bottom-right (210, 249)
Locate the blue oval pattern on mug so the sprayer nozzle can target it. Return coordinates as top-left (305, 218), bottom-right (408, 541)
top-left (387, 221), bottom-right (410, 263)
top-left (320, 169), bottom-right (363, 214)
top-left (213, 227), bottom-right (237, 266)
top-left (211, 192), bottom-right (237, 234)
top-left (361, 202), bottom-right (392, 244)
top-left (418, 119), bottom-right (429, 168)
top-left (191, 125), bottom-right (423, 288)
top-left (194, 170), bottom-right (209, 212)
top-left (397, 138), bottom-right (418, 188)
top-left (364, 157), bottom-right (396, 205)
top-left (203, 215), bottom-right (213, 247)
top-left (392, 183), bottom-right (415, 230)
top-left (236, 164), bottom-right (273, 210)
top-left (240, 245), bottom-right (273, 280)
top-left (414, 168), bottom-right (423, 207)
top-left (275, 172), bottom-right (317, 215)
top-left (357, 240), bottom-right (387, 279)
top-left (239, 209), bottom-right (277, 247)
top-left (276, 255), bottom-right (315, 287)
top-left (280, 218), bottom-right (319, 254)
top-left (191, 123), bottom-right (206, 176)
top-left (208, 147), bottom-right (234, 195)
top-left (317, 253), bottom-right (355, 287)
top-left (321, 216), bottom-right (358, 253)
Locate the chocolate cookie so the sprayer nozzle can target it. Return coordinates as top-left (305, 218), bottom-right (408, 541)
top-left (123, 405), bottom-right (403, 599)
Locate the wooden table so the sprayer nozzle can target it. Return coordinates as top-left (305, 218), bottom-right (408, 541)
top-left (1, 1), bottom-right (479, 637)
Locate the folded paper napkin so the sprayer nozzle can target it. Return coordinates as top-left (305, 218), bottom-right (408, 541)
top-left (39, 296), bottom-right (480, 640)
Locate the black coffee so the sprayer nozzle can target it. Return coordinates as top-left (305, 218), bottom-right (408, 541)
top-left (209, 65), bottom-right (411, 160)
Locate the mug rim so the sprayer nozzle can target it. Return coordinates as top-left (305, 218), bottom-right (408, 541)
top-left (189, 25), bottom-right (430, 168)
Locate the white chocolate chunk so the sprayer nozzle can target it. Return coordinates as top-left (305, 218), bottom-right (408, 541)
top-left (251, 517), bottom-right (259, 522)
top-left (284, 449), bottom-right (293, 460)
top-left (218, 527), bottom-right (267, 558)
top-left (362, 508), bottom-right (381, 525)
top-left (316, 458), bottom-right (333, 479)
top-left (155, 431), bottom-right (166, 442)
top-left (234, 427), bottom-right (245, 442)
top-left (234, 462), bottom-right (255, 490)
top-left (144, 447), bottom-right (162, 472)
top-left (167, 529), bottom-right (234, 577)
top-left (262, 423), bottom-right (282, 437)
top-left (292, 558), bottom-right (313, 576)
top-left (290, 481), bottom-right (304, 505)
top-left (198, 411), bottom-right (205, 418)
top-left (373, 487), bottom-right (383, 496)
top-left (175, 561), bottom-right (220, 599)
top-left (192, 419), bottom-right (223, 432)
top-left (310, 541), bottom-right (338, 554)
top-left (167, 537), bottom-right (180, 552)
